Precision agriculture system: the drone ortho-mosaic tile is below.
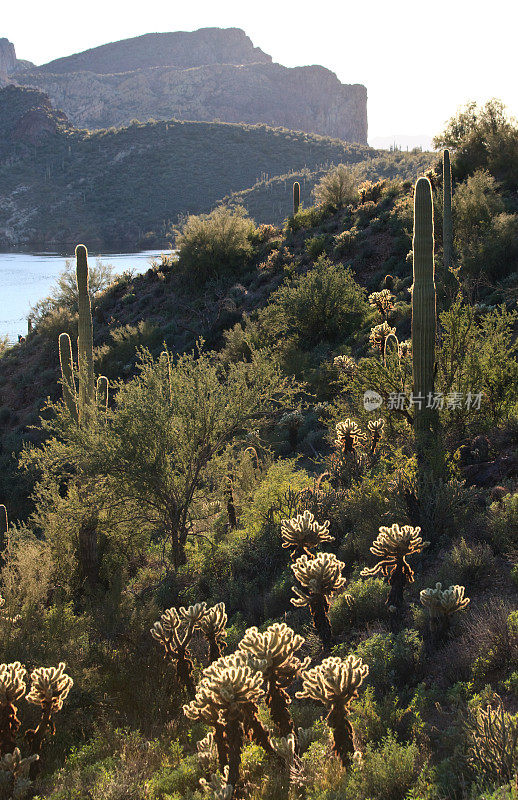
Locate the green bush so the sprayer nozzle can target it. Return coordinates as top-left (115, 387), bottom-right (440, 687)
top-left (330, 576), bottom-right (388, 633)
top-left (313, 164), bottom-right (359, 210)
top-left (174, 204), bottom-right (256, 284)
top-left (353, 630), bottom-right (424, 695)
top-left (344, 734), bottom-right (428, 800)
top-left (267, 256), bottom-right (369, 348)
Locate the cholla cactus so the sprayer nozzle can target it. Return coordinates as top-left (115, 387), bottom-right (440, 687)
top-left (199, 766), bottom-right (233, 800)
top-left (333, 355), bottom-right (357, 375)
top-left (198, 603), bottom-right (228, 663)
top-left (281, 510), bottom-right (334, 559)
top-left (151, 603), bottom-right (207, 698)
top-left (368, 289), bottom-right (395, 320)
top-left (0, 747), bottom-right (38, 800)
top-left (296, 655), bottom-right (369, 765)
top-left (420, 583), bottom-right (470, 640)
top-left (369, 321), bottom-right (396, 355)
top-left (334, 419), bottom-right (366, 454)
top-left (279, 410), bottom-right (304, 451)
top-left (467, 701), bottom-right (518, 786)
top-left (291, 553), bottom-right (350, 649)
top-left (239, 623), bottom-right (310, 737)
top-left (0, 663), bottom-right (27, 755)
top-left (367, 418), bottom-right (384, 454)
top-left (197, 732), bottom-right (218, 769)
top-left (361, 524), bottom-right (428, 614)
top-left (184, 652), bottom-right (268, 790)
top-left (25, 663), bottom-right (73, 757)
top-left (399, 339), bottom-right (412, 358)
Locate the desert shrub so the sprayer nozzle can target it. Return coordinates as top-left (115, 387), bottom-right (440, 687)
top-left (174, 205), bottom-right (256, 284)
top-left (330, 576), bottom-right (388, 633)
top-left (343, 734), bottom-right (428, 800)
top-left (488, 491), bottom-right (518, 551)
top-left (352, 630), bottom-right (424, 696)
top-left (36, 306), bottom-right (77, 345)
top-left (305, 234), bottom-right (328, 259)
top-left (313, 164), bottom-right (358, 210)
top-left (433, 538), bottom-right (496, 590)
top-left (267, 256), bottom-right (369, 348)
top-left (285, 204), bottom-right (326, 232)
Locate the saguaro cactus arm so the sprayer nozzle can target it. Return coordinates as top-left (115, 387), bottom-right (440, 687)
top-left (58, 333), bottom-right (79, 424)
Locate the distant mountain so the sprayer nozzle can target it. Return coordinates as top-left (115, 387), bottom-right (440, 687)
top-left (10, 28), bottom-right (367, 143)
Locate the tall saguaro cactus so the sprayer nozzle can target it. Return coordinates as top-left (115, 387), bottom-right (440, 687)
top-left (412, 177), bottom-right (437, 446)
top-left (293, 181), bottom-right (300, 215)
top-left (443, 149), bottom-right (453, 271)
top-left (76, 245), bottom-right (95, 412)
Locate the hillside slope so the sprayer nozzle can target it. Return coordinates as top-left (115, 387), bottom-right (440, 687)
top-left (0, 86), bottom-right (372, 248)
top-left (12, 28), bottom-right (367, 142)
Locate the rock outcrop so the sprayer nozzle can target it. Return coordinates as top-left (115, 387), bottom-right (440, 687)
top-left (0, 38), bottom-right (16, 76)
top-left (14, 28), bottom-right (367, 143)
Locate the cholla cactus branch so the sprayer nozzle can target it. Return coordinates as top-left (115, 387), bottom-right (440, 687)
top-left (25, 662), bottom-right (73, 758)
top-left (296, 655), bottom-right (369, 765)
top-left (361, 524), bottom-right (428, 614)
top-left (184, 652), bottom-right (269, 789)
top-left (368, 289), bottom-right (395, 320)
top-left (281, 511), bottom-right (334, 559)
top-left (0, 747), bottom-right (38, 800)
top-left (369, 322), bottom-right (396, 356)
top-left (239, 623), bottom-right (310, 737)
top-left (420, 582), bottom-right (470, 640)
top-left (334, 419), bottom-right (366, 454)
top-left (198, 603), bottom-right (228, 663)
top-left (333, 355), bottom-right (357, 375)
top-left (467, 701), bottom-right (518, 786)
top-left (0, 663), bottom-right (27, 756)
top-left (367, 419), bottom-right (384, 454)
top-left (151, 604), bottom-right (207, 698)
top-left (200, 765), bottom-right (233, 800)
top-left (291, 553), bottom-right (349, 649)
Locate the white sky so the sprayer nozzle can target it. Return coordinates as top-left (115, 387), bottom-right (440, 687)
top-left (3, 0), bottom-right (518, 143)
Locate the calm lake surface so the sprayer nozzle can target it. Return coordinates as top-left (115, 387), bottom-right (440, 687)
top-left (0, 250), bottom-right (170, 341)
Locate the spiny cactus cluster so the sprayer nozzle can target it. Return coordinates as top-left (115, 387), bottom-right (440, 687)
top-left (420, 582), bottom-right (470, 640)
top-left (239, 623), bottom-right (310, 737)
top-left (334, 419), bottom-right (367, 453)
top-left (59, 245), bottom-right (109, 424)
top-left (184, 613), bottom-right (369, 796)
top-left (333, 354), bottom-right (357, 375)
top-left (467, 700), bottom-right (518, 786)
top-left (0, 747), bottom-right (38, 800)
top-left (368, 289), bottom-right (395, 320)
top-left (361, 523), bottom-right (428, 614)
top-left (330, 418), bottom-right (385, 484)
top-left (291, 552), bottom-right (350, 649)
top-left (151, 603), bottom-right (208, 697)
top-left (0, 660), bottom-right (72, 785)
top-left (281, 510), bottom-right (334, 558)
top-left (369, 321), bottom-right (396, 355)
top-left (296, 655), bottom-right (369, 765)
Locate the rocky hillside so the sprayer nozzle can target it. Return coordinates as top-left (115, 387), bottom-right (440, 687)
top-left (11, 28), bottom-right (368, 142)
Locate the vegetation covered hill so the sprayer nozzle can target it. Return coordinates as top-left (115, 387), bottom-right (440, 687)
top-left (0, 99), bottom-right (517, 800)
top-left (0, 86), bottom-right (429, 249)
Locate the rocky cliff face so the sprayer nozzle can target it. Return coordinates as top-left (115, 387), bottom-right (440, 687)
top-left (0, 38), bottom-right (16, 75)
top-left (15, 28), bottom-right (367, 143)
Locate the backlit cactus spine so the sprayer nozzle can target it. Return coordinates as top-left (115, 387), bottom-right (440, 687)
top-left (412, 177), bottom-right (436, 440)
top-left (76, 245), bottom-right (95, 412)
top-left (443, 149), bottom-right (453, 271)
top-left (293, 181), bottom-right (300, 214)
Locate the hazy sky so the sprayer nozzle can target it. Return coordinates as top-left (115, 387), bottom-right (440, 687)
top-left (3, 0), bottom-right (518, 144)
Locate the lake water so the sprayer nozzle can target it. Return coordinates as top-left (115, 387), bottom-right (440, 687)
top-left (0, 250), bottom-right (170, 341)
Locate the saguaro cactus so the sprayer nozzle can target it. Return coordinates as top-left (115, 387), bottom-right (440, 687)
top-left (293, 181), bottom-right (300, 215)
top-left (0, 505), bottom-right (7, 562)
top-left (58, 333), bottom-right (79, 424)
top-left (412, 177), bottom-right (437, 444)
top-left (443, 149), bottom-right (453, 271)
top-left (76, 245), bottom-right (95, 412)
